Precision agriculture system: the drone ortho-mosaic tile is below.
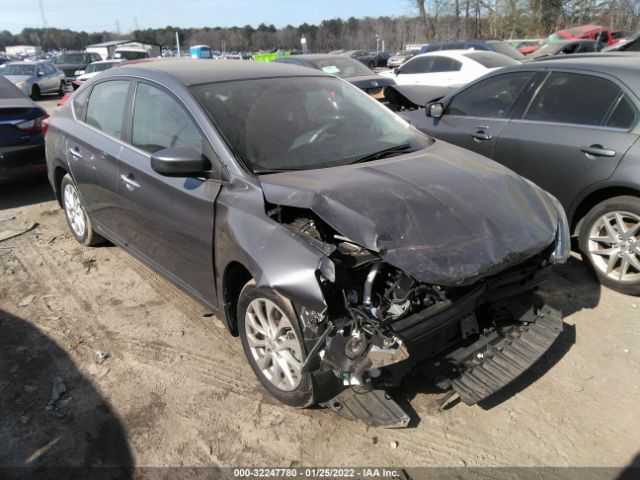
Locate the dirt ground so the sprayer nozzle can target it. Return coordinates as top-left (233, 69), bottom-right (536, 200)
top-left (1, 96), bottom-right (639, 474)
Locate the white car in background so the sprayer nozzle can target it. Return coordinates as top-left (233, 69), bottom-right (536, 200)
top-left (379, 50), bottom-right (520, 87)
top-left (71, 60), bottom-right (123, 90)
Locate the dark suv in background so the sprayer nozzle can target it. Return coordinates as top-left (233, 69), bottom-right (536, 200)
top-left (54, 51), bottom-right (103, 86)
top-left (404, 54), bottom-right (640, 294)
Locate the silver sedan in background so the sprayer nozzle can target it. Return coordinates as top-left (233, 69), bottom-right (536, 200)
top-left (0, 61), bottom-right (65, 99)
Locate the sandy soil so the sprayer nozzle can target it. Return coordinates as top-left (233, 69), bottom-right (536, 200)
top-left (0, 97), bottom-right (639, 474)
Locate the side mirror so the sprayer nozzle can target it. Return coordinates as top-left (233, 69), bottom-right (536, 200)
top-left (393, 67), bottom-right (400, 75)
top-left (427, 102), bottom-right (444, 118)
top-left (150, 146), bottom-right (211, 176)
top-left (37, 70), bottom-right (45, 76)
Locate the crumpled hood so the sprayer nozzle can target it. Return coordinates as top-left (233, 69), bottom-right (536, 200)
top-left (259, 140), bottom-right (560, 286)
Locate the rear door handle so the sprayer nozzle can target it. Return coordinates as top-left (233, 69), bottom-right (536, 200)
top-left (580, 145), bottom-right (616, 158)
top-left (471, 132), bottom-right (492, 142)
top-left (120, 174), bottom-right (140, 191)
top-left (68, 147), bottom-right (83, 159)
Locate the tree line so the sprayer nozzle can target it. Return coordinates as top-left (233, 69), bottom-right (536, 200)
top-left (1, 1), bottom-right (639, 54)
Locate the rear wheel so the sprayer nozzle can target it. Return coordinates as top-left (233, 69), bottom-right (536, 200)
top-left (61, 174), bottom-right (104, 246)
top-left (58, 81), bottom-right (66, 96)
top-left (238, 281), bottom-right (314, 407)
top-left (579, 196), bottom-right (640, 295)
top-left (30, 84), bottom-right (40, 100)
top-left (368, 61), bottom-right (375, 69)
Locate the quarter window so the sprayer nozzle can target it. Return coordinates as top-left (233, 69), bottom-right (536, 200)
top-left (72, 86), bottom-right (90, 119)
top-left (447, 72), bottom-right (535, 118)
top-left (605, 95), bottom-right (638, 129)
top-left (525, 72), bottom-right (622, 126)
top-left (131, 83), bottom-right (203, 154)
top-left (85, 80), bottom-right (129, 138)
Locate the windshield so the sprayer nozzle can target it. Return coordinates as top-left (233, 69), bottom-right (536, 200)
top-left (487, 42), bottom-right (525, 60)
top-left (0, 64), bottom-right (35, 76)
top-left (55, 53), bottom-right (86, 64)
top-left (85, 62), bottom-right (118, 73)
top-left (191, 76), bottom-right (429, 174)
top-left (308, 57), bottom-right (373, 77)
top-left (530, 42), bottom-right (565, 57)
top-left (115, 51), bottom-right (148, 60)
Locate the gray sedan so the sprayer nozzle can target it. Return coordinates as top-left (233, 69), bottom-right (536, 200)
top-left (45, 60), bottom-right (568, 423)
top-left (404, 53), bottom-right (640, 294)
top-left (0, 61), bottom-right (65, 99)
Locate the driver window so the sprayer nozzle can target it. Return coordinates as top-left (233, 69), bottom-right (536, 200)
top-left (447, 72), bottom-right (534, 118)
top-left (132, 83), bottom-right (203, 155)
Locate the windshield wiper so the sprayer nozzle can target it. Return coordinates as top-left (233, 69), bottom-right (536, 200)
top-left (349, 143), bottom-right (417, 164)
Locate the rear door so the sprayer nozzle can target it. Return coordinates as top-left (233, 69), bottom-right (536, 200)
top-left (114, 80), bottom-right (222, 305)
top-left (426, 71), bottom-right (539, 158)
top-left (64, 79), bottom-right (132, 239)
top-left (494, 71), bottom-right (639, 210)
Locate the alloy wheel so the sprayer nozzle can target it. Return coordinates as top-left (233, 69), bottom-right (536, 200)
top-left (587, 210), bottom-right (640, 282)
top-left (244, 298), bottom-right (303, 391)
top-left (63, 183), bottom-right (86, 238)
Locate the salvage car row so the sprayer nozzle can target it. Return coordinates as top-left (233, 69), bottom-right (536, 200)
top-left (2, 52), bottom-right (639, 427)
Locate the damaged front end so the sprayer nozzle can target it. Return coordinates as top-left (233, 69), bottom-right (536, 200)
top-left (269, 204), bottom-right (566, 428)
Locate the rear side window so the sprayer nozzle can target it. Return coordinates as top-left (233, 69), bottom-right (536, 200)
top-left (447, 72), bottom-right (535, 118)
top-left (131, 83), bottom-right (203, 154)
top-left (85, 80), bottom-right (129, 138)
top-left (525, 72), bottom-right (621, 126)
top-left (400, 56), bottom-right (435, 74)
top-left (431, 57), bottom-right (462, 72)
top-left (72, 87), bottom-right (90, 119)
top-left (463, 52), bottom-right (519, 68)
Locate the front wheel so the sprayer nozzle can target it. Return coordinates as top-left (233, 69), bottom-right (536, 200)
top-left (368, 61), bottom-right (375, 69)
top-left (61, 174), bottom-right (104, 246)
top-left (579, 195), bottom-right (640, 295)
top-left (58, 81), bottom-right (66, 96)
top-left (238, 281), bottom-right (314, 407)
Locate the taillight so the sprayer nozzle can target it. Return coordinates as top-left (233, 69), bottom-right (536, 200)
top-left (58, 92), bottom-right (73, 106)
top-left (16, 114), bottom-right (49, 135)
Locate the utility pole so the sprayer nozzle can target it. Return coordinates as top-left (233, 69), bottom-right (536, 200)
top-left (176, 31), bottom-right (181, 57)
top-left (38, 0), bottom-right (47, 28)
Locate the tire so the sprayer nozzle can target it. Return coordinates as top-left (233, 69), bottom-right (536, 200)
top-left (60, 174), bottom-right (104, 246)
top-left (237, 281), bottom-right (314, 407)
top-left (579, 195), bottom-right (640, 295)
top-left (58, 81), bottom-right (66, 96)
top-left (30, 84), bottom-right (40, 100)
top-left (368, 61), bottom-right (375, 69)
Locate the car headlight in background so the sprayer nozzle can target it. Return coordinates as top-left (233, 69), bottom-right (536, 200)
top-left (548, 194), bottom-right (570, 264)
top-left (15, 80), bottom-right (28, 89)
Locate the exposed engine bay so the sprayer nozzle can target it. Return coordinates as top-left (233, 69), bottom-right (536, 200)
top-left (268, 205), bottom-right (564, 427)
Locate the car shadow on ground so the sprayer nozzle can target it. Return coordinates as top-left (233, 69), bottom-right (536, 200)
top-left (391, 255), bottom-right (601, 425)
top-left (0, 309), bottom-right (132, 479)
top-left (0, 177), bottom-right (54, 210)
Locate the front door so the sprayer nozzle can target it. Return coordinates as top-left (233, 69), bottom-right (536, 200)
top-left (114, 81), bottom-right (222, 305)
top-left (425, 71), bottom-right (538, 158)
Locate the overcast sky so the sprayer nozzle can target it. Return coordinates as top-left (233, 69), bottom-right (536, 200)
top-left (1, 0), bottom-right (414, 33)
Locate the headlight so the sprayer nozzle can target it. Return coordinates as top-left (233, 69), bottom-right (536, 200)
top-left (548, 194), bottom-right (570, 264)
top-left (15, 80), bottom-right (27, 89)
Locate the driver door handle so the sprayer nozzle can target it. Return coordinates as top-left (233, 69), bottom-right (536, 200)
top-left (120, 174), bottom-right (140, 191)
top-left (471, 131), bottom-right (492, 142)
top-left (580, 145), bottom-right (616, 158)
top-left (68, 147), bottom-right (83, 159)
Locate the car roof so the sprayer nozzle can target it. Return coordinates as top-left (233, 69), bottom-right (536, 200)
top-left (105, 58), bottom-right (329, 85)
top-left (499, 53), bottom-right (640, 89)
top-left (277, 54), bottom-right (352, 62)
